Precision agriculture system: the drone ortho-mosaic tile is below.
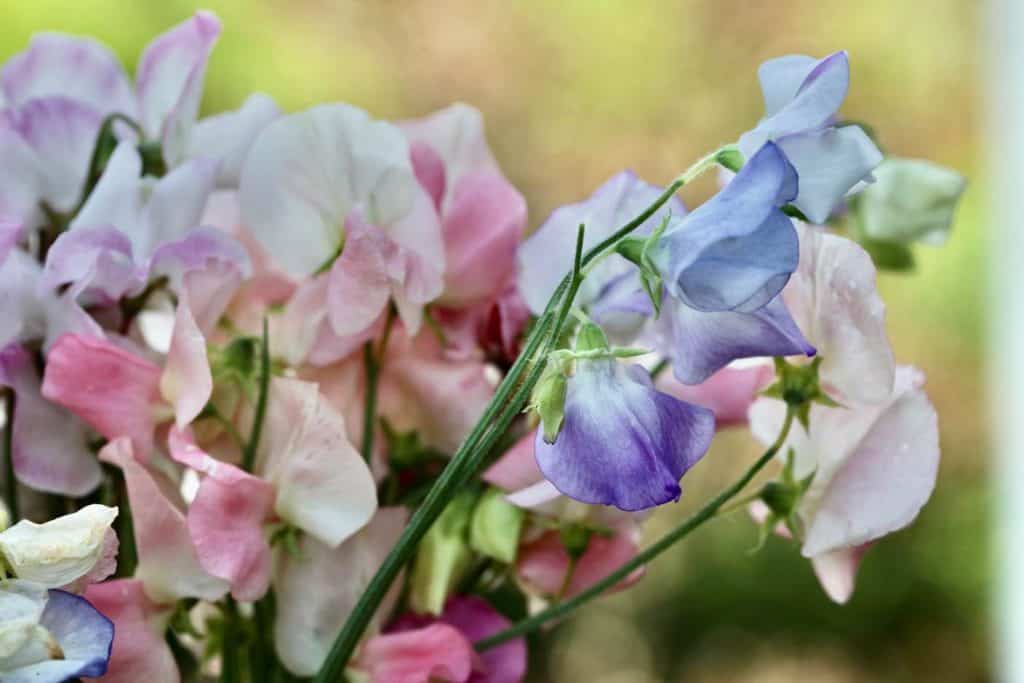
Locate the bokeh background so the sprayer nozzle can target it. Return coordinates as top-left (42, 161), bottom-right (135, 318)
top-left (2, 2), bottom-right (985, 681)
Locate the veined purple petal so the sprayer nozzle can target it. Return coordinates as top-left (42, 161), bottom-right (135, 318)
top-left (1, 32), bottom-right (135, 117)
top-left (43, 226), bottom-right (144, 303)
top-left (587, 271), bottom-right (655, 343)
top-left (535, 361), bottom-right (714, 511)
top-left (650, 142), bottom-right (798, 313)
top-left (517, 171), bottom-right (686, 315)
top-left (659, 295), bottom-right (815, 385)
top-left (1, 589), bottom-right (113, 682)
top-left (0, 344), bottom-right (101, 497)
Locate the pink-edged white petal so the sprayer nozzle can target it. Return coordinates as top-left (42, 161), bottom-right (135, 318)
top-left (257, 377), bottom-right (377, 546)
top-left (239, 103), bottom-right (418, 277)
top-left (99, 438), bottom-right (228, 602)
top-left (801, 367), bottom-right (939, 556)
top-left (783, 223), bottom-right (894, 404)
top-left (82, 579), bottom-right (178, 683)
top-left (136, 11), bottom-right (221, 164)
top-left (273, 507), bottom-right (407, 676)
top-left (0, 344), bottom-right (101, 496)
top-left (325, 219), bottom-right (391, 337)
top-left (168, 428), bottom-right (274, 601)
top-left (358, 623), bottom-right (475, 683)
top-left (400, 103), bottom-right (500, 199)
top-left (69, 142), bottom-right (144, 237)
top-left (1, 33), bottom-right (135, 116)
top-left (0, 504), bottom-right (117, 588)
top-left (160, 298), bottom-right (211, 427)
top-left (188, 92), bottom-right (281, 186)
top-left (42, 226), bottom-right (144, 302)
top-left (42, 334), bottom-right (162, 455)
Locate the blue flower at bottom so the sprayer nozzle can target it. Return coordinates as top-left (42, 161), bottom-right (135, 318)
top-left (2, 588), bottom-right (113, 682)
top-left (535, 359), bottom-right (715, 512)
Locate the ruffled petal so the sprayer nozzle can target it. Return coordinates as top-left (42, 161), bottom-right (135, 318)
top-left (99, 438), bottom-right (228, 602)
top-left (658, 295), bottom-right (814, 385)
top-left (42, 226), bottom-right (144, 302)
top-left (0, 505), bottom-right (117, 588)
top-left (257, 377), bottom-right (377, 546)
top-left (187, 92), bottom-right (280, 187)
top-left (42, 334), bottom-right (162, 455)
top-left (0, 344), bottom-right (101, 496)
top-left (160, 299), bottom-right (212, 428)
top-left (359, 624), bottom-right (475, 683)
top-left (745, 52), bottom-right (849, 142)
top-left (535, 361), bottom-right (715, 511)
top-left (169, 429), bottom-right (274, 601)
top-left (756, 54), bottom-right (820, 117)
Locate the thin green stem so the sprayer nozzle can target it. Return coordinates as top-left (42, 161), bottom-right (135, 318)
top-left (475, 406), bottom-right (796, 651)
top-left (313, 149), bottom-right (727, 682)
top-left (111, 467), bottom-right (138, 578)
top-left (361, 308), bottom-right (396, 463)
top-left (3, 390), bottom-right (18, 522)
top-left (220, 597), bottom-right (242, 683)
top-left (241, 319), bottom-right (270, 473)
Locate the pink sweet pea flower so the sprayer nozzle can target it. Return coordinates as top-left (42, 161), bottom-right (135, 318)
top-left (99, 437), bottom-right (229, 603)
top-left (239, 104), bottom-right (445, 362)
top-left (363, 596), bottom-right (526, 683)
top-left (83, 579), bottom-right (179, 683)
top-left (168, 428), bottom-right (275, 602)
top-left (748, 366), bottom-right (940, 603)
top-left (401, 103), bottom-right (527, 308)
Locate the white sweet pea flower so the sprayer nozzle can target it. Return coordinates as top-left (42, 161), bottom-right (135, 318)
top-left (0, 504), bottom-right (117, 588)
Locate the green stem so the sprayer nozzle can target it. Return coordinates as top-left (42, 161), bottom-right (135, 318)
top-left (313, 148), bottom-right (728, 682)
top-left (111, 467), bottom-right (138, 578)
top-left (475, 406), bottom-right (796, 650)
top-left (361, 308), bottom-right (395, 463)
top-left (3, 390), bottom-right (18, 522)
top-left (241, 319), bottom-right (270, 473)
top-left (220, 597), bottom-right (242, 683)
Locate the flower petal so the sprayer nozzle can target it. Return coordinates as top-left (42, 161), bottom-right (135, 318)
top-left (1, 33), bottom-right (135, 116)
top-left (274, 507), bottom-right (407, 676)
top-left (257, 377), bottom-right (377, 546)
top-left (656, 362), bottom-right (774, 428)
top-left (535, 361), bottom-right (714, 511)
top-left (99, 438), bottom-right (228, 602)
top-left (0, 344), bottom-right (101, 496)
top-left (43, 226), bottom-right (144, 302)
top-left (518, 523), bottom-right (643, 600)
top-left (160, 299), bottom-right (212, 428)
top-left (187, 92), bottom-right (281, 187)
top-left (359, 624), bottom-right (475, 683)
top-left (169, 429), bottom-right (275, 601)
top-left (810, 545), bottom-right (870, 604)
top-left (42, 334), bottom-right (162, 455)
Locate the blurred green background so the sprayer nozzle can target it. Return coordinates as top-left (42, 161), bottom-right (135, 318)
top-left (2, 1), bottom-right (985, 680)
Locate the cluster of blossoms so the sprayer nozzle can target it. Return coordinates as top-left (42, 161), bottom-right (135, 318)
top-left (0, 12), bottom-right (965, 683)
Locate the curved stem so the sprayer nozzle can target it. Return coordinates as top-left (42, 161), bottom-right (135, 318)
top-left (475, 406), bottom-right (796, 651)
top-left (3, 390), bottom-right (18, 522)
top-left (313, 149), bottom-right (726, 682)
top-left (361, 308), bottom-right (396, 463)
top-left (241, 319), bottom-right (270, 473)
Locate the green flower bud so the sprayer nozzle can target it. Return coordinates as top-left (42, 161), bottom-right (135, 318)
top-left (855, 158), bottom-right (966, 246)
top-left (0, 498), bottom-right (8, 533)
top-left (409, 490), bottom-right (476, 615)
top-left (532, 363), bottom-right (569, 444)
top-left (470, 487), bottom-right (524, 564)
top-left (559, 523), bottom-right (594, 560)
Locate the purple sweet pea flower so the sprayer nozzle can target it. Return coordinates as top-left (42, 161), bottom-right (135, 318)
top-left (0, 582), bottom-right (114, 681)
top-left (738, 51), bottom-right (882, 223)
top-left (534, 358), bottom-right (715, 511)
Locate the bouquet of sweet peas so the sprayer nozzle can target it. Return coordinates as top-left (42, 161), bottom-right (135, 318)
top-left (0, 11), bottom-right (968, 683)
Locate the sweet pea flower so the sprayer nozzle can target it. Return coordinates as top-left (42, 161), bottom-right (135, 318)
top-left (273, 507), bottom-right (407, 676)
top-left (401, 103), bottom-right (527, 308)
top-left (517, 171), bottom-right (684, 324)
top-left (0, 505), bottom-right (117, 589)
top-left (0, 580), bottom-right (114, 682)
top-left (534, 327), bottom-right (715, 511)
top-left (83, 579), bottom-right (178, 683)
top-left (748, 366), bottom-right (940, 602)
top-left (0, 344), bottom-right (102, 496)
top-left (651, 143), bottom-right (815, 384)
top-left (655, 362), bottom-right (775, 428)
top-left (853, 157), bottom-right (967, 246)
top-left (240, 104), bottom-right (445, 359)
top-left (738, 52), bottom-right (883, 223)
top-left (782, 222), bottom-right (895, 404)
top-left (361, 596), bottom-right (526, 683)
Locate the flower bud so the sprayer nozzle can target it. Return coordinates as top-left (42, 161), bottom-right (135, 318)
top-left (531, 362), bottom-right (569, 444)
top-left (854, 158), bottom-right (966, 246)
top-left (409, 490), bottom-right (476, 615)
top-left (0, 498), bottom-right (9, 533)
top-left (469, 487), bottom-right (524, 564)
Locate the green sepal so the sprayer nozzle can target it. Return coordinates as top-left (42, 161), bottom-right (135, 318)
top-left (781, 204), bottom-right (810, 221)
top-left (575, 322), bottom-right (610, 353)
top-left (530, 362), bottom-right (568, 444)
top-left (559, 522), bottom-right (594, 560)
top-left (716, 146), bottom-right (745, 173)
top-left (409, 489), bottom-right (478, 615)
top-left (470, 487), bottom-right (524, 564)
top-left (268, 524), bottom-right (304, 559)
top-left (615, 237), bottom-right (646, 266)
top-left (762, 357), bottom-right (840, 428)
